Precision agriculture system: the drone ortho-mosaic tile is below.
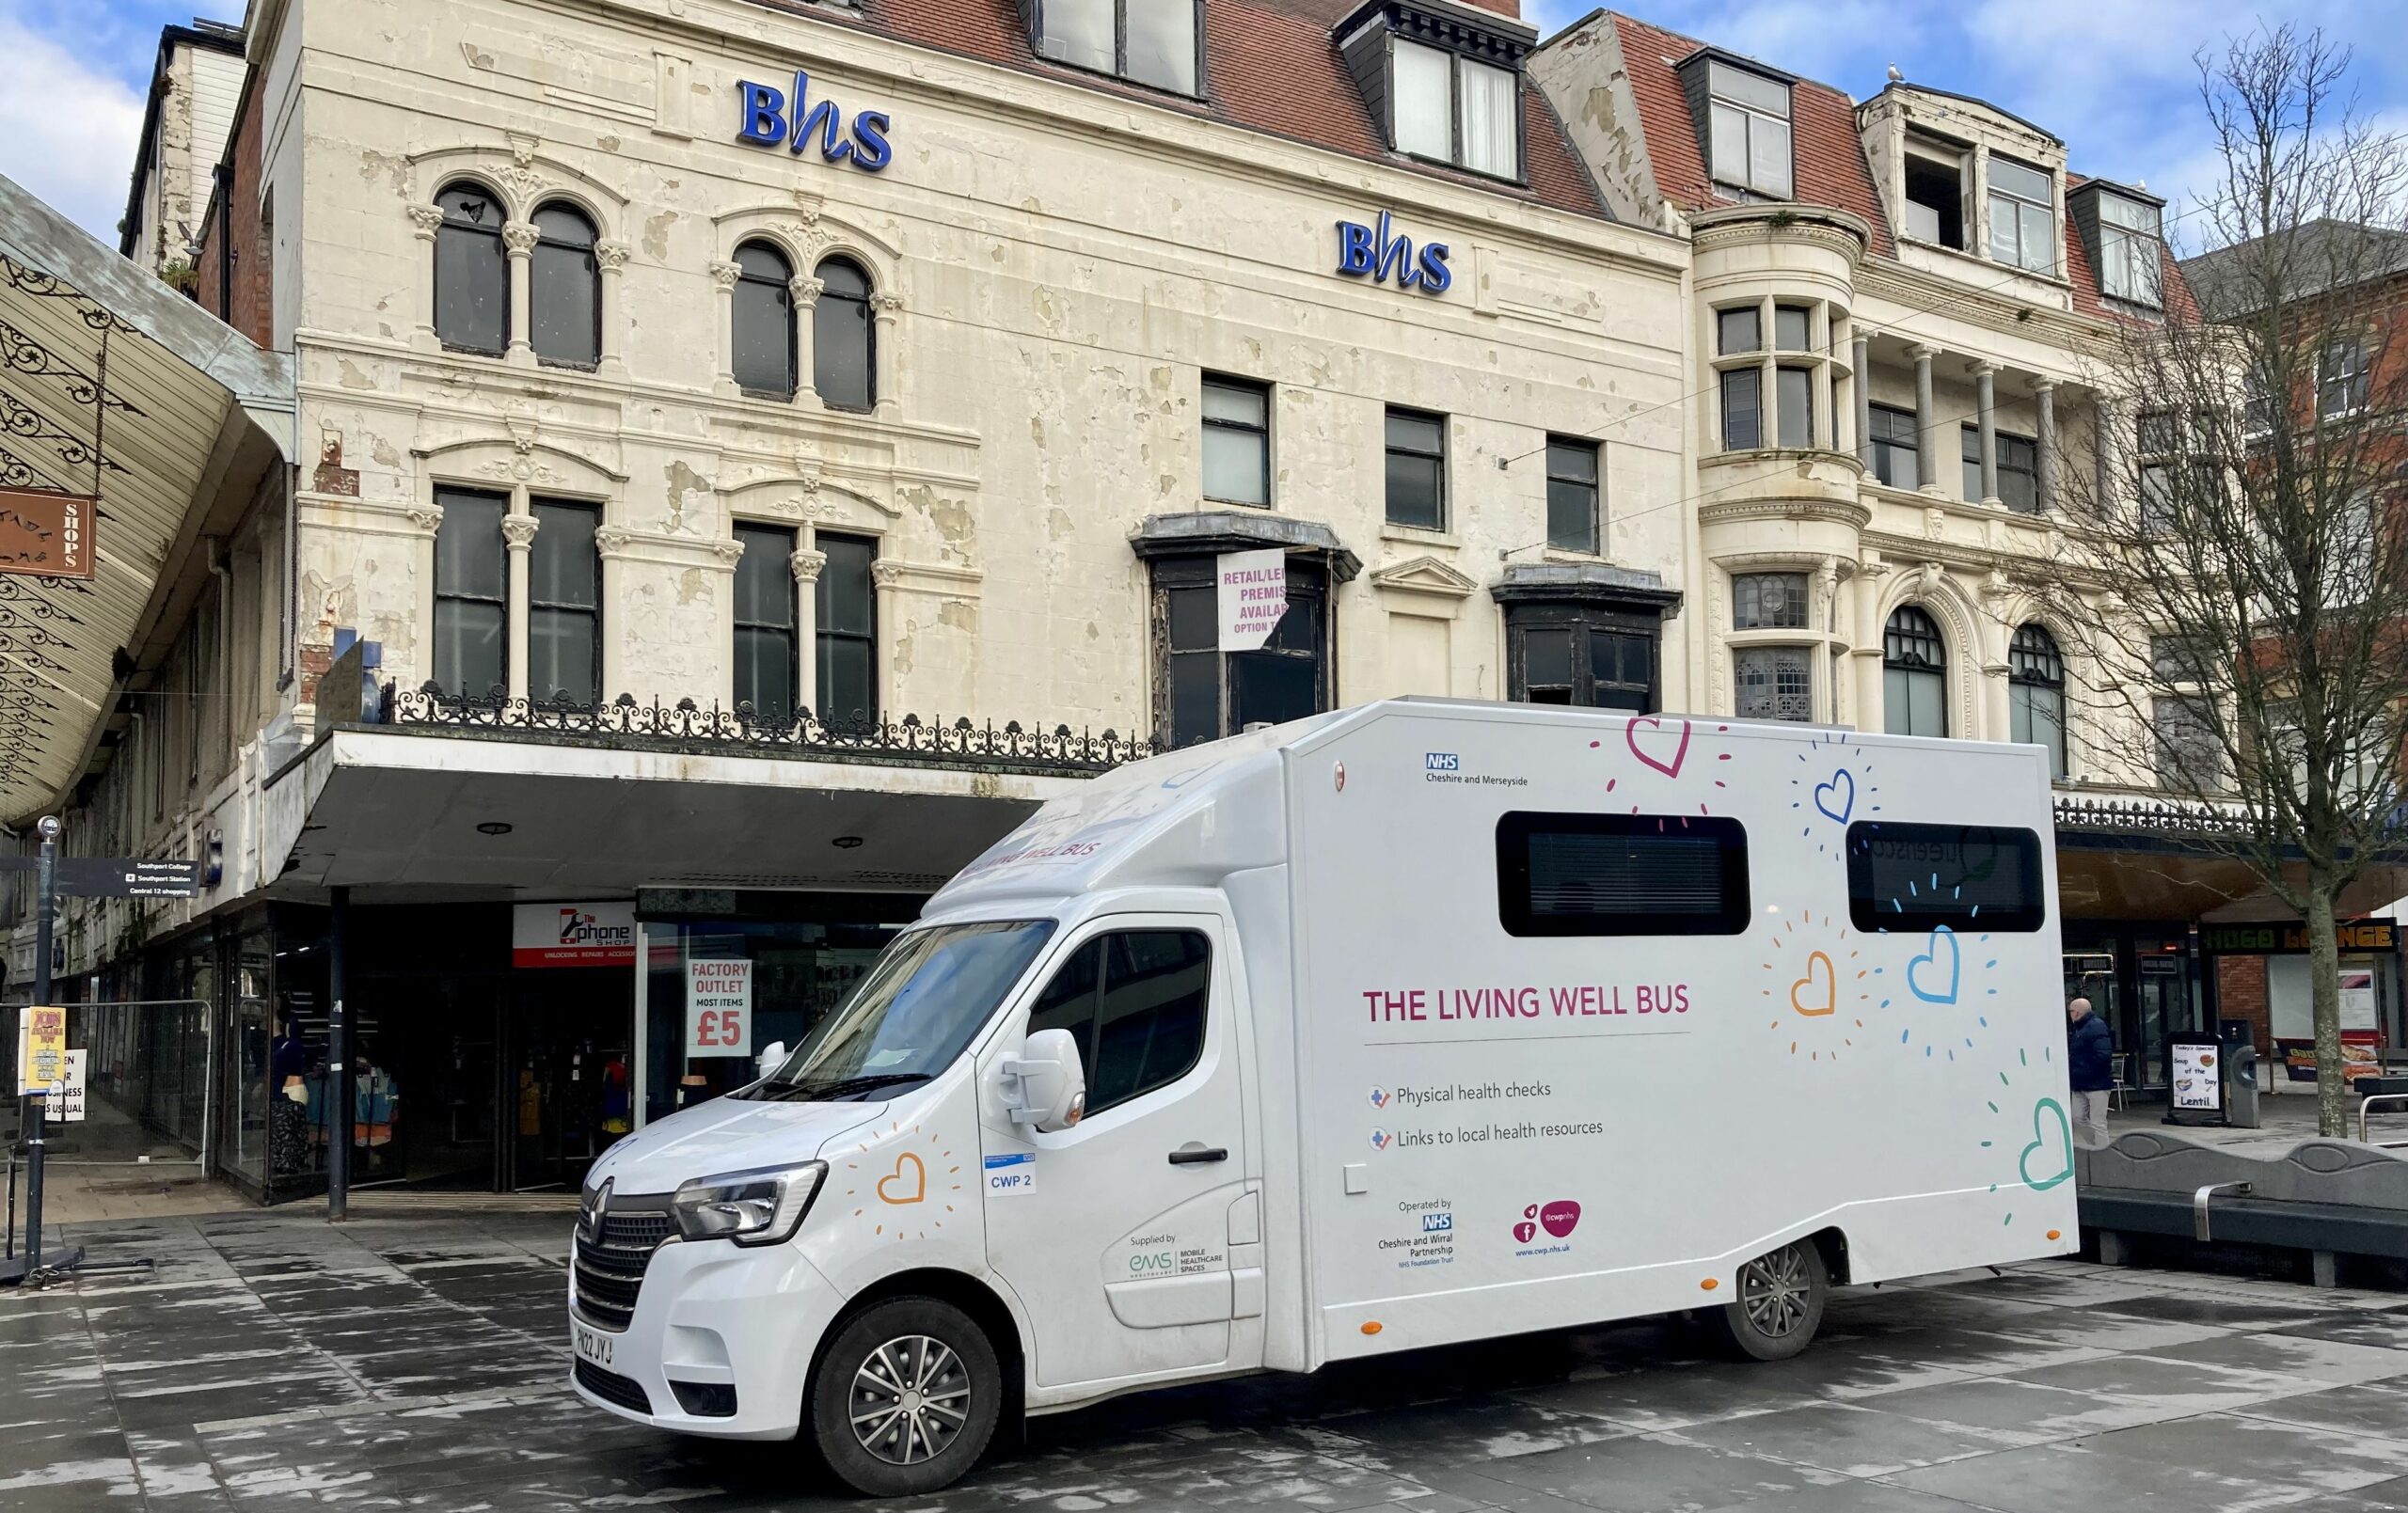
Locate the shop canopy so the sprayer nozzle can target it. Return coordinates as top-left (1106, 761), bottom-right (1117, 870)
top-left (0, 172), bottom-right (293, 826)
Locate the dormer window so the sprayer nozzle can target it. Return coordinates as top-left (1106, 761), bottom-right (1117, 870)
top-left (2097, 192), bottom-right (2162, 306)
top-left (1903, 135), bottom-right (1969, 251)
top-left (1988, 156), bottom-right (2056, 276)
top-left (1027, 0), bottom-right (1202, 96)
top-left (1694, 58), bottom-right (1792, 199)
top-left (1390, 39), bottom-right (1521, 179)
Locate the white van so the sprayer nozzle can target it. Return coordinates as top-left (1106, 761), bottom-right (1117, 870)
top-left (569, 700), bottom-right (2077, 1495)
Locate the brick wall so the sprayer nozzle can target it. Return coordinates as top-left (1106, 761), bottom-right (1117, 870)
top-left (192, 67), bottom-right (271, 348)
top-left (2218, 954), bottom-right (2271, 1051)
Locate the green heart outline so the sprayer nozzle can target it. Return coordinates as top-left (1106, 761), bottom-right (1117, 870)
top-left (2020, 1097), bottom-right (2074, 1190)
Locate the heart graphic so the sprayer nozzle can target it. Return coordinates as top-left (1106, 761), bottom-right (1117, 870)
top-left (1513, 1221), bottom-right (1537, 1243)
top-left (1790, 950), bottom-right (1837, 1017)
top-left (1813, 768), bottom-right (1855, 824)
top-left (1908, 926), bottom-right (1960, 1004)
top-left (876, 1151), bottom-right (927, 1206)
top-left (1539, 1200), bottom-right (1581, 1238)
top-left (2019, 1098), bottom-right (2074, 1190)
top-left (1625, 716), bottom-right (1692, 779)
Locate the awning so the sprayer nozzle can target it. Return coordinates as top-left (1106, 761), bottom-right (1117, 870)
top-left (264, 727), bottom-right (1086, 902)
top-left (0, 171), bottom-right (293, 825)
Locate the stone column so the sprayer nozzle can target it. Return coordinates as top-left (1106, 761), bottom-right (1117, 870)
top-left (405, 204), bottom-right (443, 349)
top-left (502, 221), bottom-right (539, 368)
top-left (791, 276), bottom-right (824, 404)
top-left (1911, 344), bottom-right (1941, 495)
top-left (502, 497), bottom-right (537, 703)
top-left (869, 559), bottom-right (904, 718)
top-left (2096, 399), bottom-right (2121, 512)
top-left (594, 240), bottom-right (632, 375)
top-left (792, 545), bottom-right (825, 719)
top-left (708, 260), bottom-right (742, 398)
top-left (872, 292), bottom-right (904, 416)
top-left (2035, 380), bottom-right (2059, 513)
top-left (1852, 332), bottom-right (1874, 472)
top-left (1974, 363), bottom-right (2000, 506)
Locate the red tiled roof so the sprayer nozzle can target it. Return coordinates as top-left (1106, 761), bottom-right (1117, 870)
top-left (1605, 11), bottom-right (2201, 320)
top-left (1606, 12), bottom-right (1892, 256)
top-left (805, 0), bottom-right (1607, 219)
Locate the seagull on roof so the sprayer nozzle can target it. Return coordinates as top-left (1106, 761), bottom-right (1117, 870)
top-left (1887, 65), bottom-right (1904, 82)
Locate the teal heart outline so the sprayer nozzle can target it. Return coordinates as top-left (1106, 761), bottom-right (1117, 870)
top-left (2020, 1098), bottom-right (2074, 1190)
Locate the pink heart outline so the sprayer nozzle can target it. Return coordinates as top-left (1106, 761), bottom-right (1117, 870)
top-left (1625, 717), bottom-right (1692, 779)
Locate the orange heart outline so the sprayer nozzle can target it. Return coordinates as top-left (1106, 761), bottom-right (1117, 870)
top-left (1790, 951), bottom-right (1836, 1017)
top-left (876, 1151), bottom-right (927, 1206)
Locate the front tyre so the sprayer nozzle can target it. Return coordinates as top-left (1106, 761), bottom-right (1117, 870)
top-left (1710, 1240), bottom-right (1828, 1362)
top-left (809, 1297), bottom-right (1002, 1497)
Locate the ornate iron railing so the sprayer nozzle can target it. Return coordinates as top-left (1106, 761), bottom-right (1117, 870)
top-left (383, 684), bottom-right (1162, 776)
top-left (2052, 792), bottom-right (2258, 839)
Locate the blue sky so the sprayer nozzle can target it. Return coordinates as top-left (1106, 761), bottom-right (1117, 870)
top-left (4, 0), bottom-right (2403, 256)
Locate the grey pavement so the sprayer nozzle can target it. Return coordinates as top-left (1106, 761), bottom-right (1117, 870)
top-left (6, 1206), bottom-right (2408, 1510)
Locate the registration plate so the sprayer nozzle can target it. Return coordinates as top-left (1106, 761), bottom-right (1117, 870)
top-left (572, 1320), bottom-right (615, 1370)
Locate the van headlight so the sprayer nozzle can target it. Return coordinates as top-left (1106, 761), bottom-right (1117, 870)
top-left (670, 1161), bottom-right (827, 1247)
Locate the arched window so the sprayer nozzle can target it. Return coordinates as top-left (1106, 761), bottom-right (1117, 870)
top-left (433, 181), bottom-right (508, 355)
top-left (1882, 606), bottom-right (1947, 737)
top-left (815, 256), bottom-right (875, 410)
top-left (731, 241), bottom-right (797, 398)
top-left (2009, 623), bottom-right (2067, 778)
top-left (529, 201), bottom-right (600, 368)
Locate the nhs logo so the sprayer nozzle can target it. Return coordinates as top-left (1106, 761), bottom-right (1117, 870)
top-left (1421, 1211), bottom-right (1454, 1234)
top-left (737, 71), bottom-right (894, 172)
top-left (1425, 753), bottom-right (1461, 772)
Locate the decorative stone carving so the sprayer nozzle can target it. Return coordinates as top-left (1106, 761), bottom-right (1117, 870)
top-left (870, 560), bottom-right (907, 591)
top-left (594, 240), bottom-right (633, 272)
top-left (405, 203), bottom-right (445, 239)
top-left (502, 221), bottom-right (540, 257)
top-left (404, 503), bottom-right (445, 533)
top-left (870, 292), bottom-right (904, 318)
top-left (709, 538), bottom-right (746, 567)
top-left (789, 276), bottom-right (825, 307)
top-left (791, 189), bottom-right (823, 222)
top-left (594, 526), bottom-right (634, 559)
top-left (709, 260), bottom-right (743, 291)
top-left (790, 548), bottom-right (827, 584)
top-left (1924, 505), bottom-right (1945, 540)
top-left (502, 514), bottom-right (540, 550)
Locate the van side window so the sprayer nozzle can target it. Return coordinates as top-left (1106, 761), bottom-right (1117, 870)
top-left (1495, 813), bottom-right (1751, 937)
top-left (1846, 822), bottom-right (2047, 933)
top-left (1024, 931), bottom-right (1212, 1116)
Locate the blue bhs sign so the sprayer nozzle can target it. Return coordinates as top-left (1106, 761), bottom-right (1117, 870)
top-left (1337, 212), bottom-right (1451, 293)
top-left (737, 71), bottom-right (893, 172)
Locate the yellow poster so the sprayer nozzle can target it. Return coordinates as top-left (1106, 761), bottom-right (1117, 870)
top-left (17, 1004), bottom-right (67, 1095)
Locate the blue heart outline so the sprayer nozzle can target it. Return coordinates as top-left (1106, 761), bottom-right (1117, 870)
top-left (1813, 768), bottom-right (1855, 824)
top-left (1908, 925), bottom-right (1960, 1003)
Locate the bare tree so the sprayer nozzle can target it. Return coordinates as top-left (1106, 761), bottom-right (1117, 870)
top-left (2056, 24), bottom-right (2408, 1137)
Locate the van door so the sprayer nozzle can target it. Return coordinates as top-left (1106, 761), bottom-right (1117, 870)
top-left (979, 915), bottom-right (1253, 1389)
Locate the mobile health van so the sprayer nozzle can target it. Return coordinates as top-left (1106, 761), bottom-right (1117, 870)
top-left (568, 700), bottom-right (2076, 1494)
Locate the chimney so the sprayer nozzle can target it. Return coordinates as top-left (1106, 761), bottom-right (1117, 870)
top-left (1458, 0), bottom-right (1521, 16)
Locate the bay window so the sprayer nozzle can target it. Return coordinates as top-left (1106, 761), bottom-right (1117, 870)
top-left (1153, 554), bottom-right (1330, 748)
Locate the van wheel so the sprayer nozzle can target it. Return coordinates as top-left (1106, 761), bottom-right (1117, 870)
top-left (1710, 1240), bottom-right (1827, 1362)
top-left (809, 1297), bottom-right (1001, 1497)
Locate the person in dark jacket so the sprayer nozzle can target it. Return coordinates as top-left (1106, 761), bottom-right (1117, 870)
top-left (2067, 998), bottom-right (2115, 1147)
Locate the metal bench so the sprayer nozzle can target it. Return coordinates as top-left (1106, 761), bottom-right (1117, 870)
top-left (2077, 1130), bottom-right (2408, 1288)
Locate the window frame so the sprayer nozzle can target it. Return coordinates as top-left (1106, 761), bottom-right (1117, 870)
top-left (1029, 0), bottom-right (1207, 99)
top-left (1387, 35), bottom-right (1527, 183)
top-left (1544, 436), bottom-right (1601, 554)
top-left (731, 240), bottom-right (799, 400)
top-left (527, 200), bottom-right (602, 370)
top-left (1881, 605), bottom-right (1949, 738)
top-left (2098, 192), bottom-right (2163, 307)
top-left (1732, 643), bottom-right (1815, 723)
top-left (1151, 552), bottom-right (1332, 748)
top-left (432, 181), bottom-right (510, 357)
top-left (1844, 821), bottom-right (2049, 934)
top-left (1384, 406), bottom-right (1449, 530)
top-left (2007, 623), bottom-right (2068, 778)
top-left (1022, 925), bottom-right (1213, 1119)
top-left (525, 496), bottom-right (602, 707)
top-left (813, 255), bottom-right (878, 412)
top-left (816, 531), bottom-right (880, 727)
top-left (1987, 155), bottom-right (2057, 276)
top-left (733, 522), bottom-right (800, 724)
top-left (1201, 373), bottom-right (1273, 508)
top-left (1704, 59), bottom-right (1794, 199)
top-left (2318, 337), bottom-right (2371, 420)
top-left (1496, 811), bottom-right (1752, 938)
top-left (1960, 424), bottom-right (2039, 512)
top-left (1869, 402), bottom-right (1919, 489)
top-left (1731, 571), bottom-right (1809, 631)
top-left (431, 486), bottom-right (508, 697)
top-left (1504, 603), bottom-right (1658, 713)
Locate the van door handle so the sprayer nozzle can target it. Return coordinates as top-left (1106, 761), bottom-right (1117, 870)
top-left (1167, 1144), bottom-right (1228, 1165)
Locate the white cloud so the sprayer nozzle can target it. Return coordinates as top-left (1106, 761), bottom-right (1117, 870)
top-left (0, 16), bottom-right (148, 246)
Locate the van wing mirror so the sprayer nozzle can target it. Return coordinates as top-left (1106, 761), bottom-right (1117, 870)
top-left (755, 1041), bottom-right (788, 1081)
top-left (1004, 1028), bottom-right (1087, 1133)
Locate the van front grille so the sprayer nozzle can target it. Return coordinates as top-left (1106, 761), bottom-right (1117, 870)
top-left (576, 1358), bottom-right (654, 1415)
top-left (573, 1206), bottom-right (673, 1331)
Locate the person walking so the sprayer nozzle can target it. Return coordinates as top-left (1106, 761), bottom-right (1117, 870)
top-left (2067, 997), bottom-right (2115, 1148)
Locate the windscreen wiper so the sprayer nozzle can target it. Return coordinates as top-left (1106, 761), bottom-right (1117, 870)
top-left (766, 1071), bottom-right (933, 1103)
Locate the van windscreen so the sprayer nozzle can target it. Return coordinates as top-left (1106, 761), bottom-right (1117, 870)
top-left (742, 920), bottom-right (1057, 1101)
top-left (1845, 822), bottom-right (2046, 933)
top-left (1496, 812), bottom-right (1751, 937)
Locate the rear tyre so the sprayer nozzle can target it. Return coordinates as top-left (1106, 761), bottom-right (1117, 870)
top-left (809, 1296), bottom-right (1002, 1497)
top-left (1709, 1240), bottom-right (1828, 1362)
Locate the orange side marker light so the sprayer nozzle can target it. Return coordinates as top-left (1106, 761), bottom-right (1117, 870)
top-left (1361, 1321), bottom-right (1384, 1336)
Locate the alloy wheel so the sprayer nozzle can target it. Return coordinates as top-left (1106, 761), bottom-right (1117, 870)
top-left (1739, 1244), bottom-right (1812, 1338)
top-left (848, 1333), bottom-right (973, 1465)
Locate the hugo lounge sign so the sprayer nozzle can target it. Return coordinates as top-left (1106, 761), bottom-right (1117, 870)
top-left (1336, 211), bottom-right (1451, 294)
top-left (736, 70), bottom-right (894, 172)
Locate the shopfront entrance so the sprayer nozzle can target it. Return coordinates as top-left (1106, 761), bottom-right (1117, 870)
top-left (2060, 925), bottom-right (2207, 1095)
